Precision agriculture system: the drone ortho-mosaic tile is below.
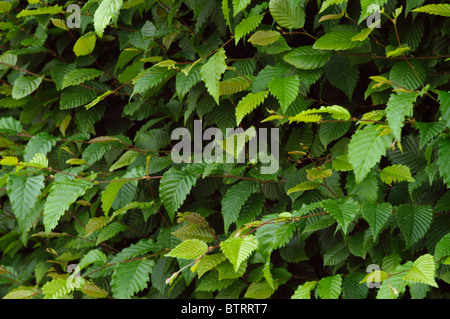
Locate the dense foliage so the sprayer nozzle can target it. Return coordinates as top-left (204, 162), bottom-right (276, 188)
top-left (0, 0), bottom-right (450, 300)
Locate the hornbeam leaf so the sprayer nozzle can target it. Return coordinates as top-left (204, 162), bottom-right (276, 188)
top-left (248, 31), bottom-right (281, 46)
top-left (438, 138), bottom-right (450, 187)
top-left (159, 168), bottom-right (198, 221)
top-left (403, 254), bottom-right (438, 287)
top-left (317, 274), bottom-right (342, 299)
top-left (43, 179), bottom-right (93, 233)
top-left (268, 76), bottom-right (300, 112)
top-left (12, 76), bottom-right (43, 99)
top-left (396, 204), bottom-right (433, 247)
top-left (361, 202), bottom-right (392, 240)
top-left (166, 239), bottom-right (208, 259)
top-left (269, 0), bottom-right (305, 29)
top-left (322, 198), bottom-right (359, 233)
top-left (380, 164), bottom-right (415, 185)
top-left (348, 124), bottom-right (394, 183)
top-left (235, 91), bottom-right (269, 125)
top-left (413, 4), bottom-right (450, 17)
top-left (111, 259), bottom-right (154, 299)
top-left (200, 48), bottom-right (227, 105)
top-left (94, 0), bottom-right (124, 38)
top-left (220, 235), bottom-right (259, 271)
top-left (283, 46), bottom-right (332, 70)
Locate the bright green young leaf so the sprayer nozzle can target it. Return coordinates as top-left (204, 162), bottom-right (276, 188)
top-left (166, 239), bottom-right (208, 260)
top-left (200, 48), bottom-right (227, 105)
top-left (73, 33), bottom-right (97, 57)
top-left (235, 91), bottom-right (269, 125)
top-left (220, 235), bottom-right (259, 271)
top-left (268, 76), bottom-right (300, 112)
top-left (403, 254), bottom-right (438, 287)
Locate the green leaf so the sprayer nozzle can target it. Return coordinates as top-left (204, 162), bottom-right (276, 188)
top-left (12, 76), bottom-right (43, 99)
top-left (322, 198), bottom-right (359, 233)
top-left (359, 0), bottom-right (388, 23)
top-left (96, 222), bottom-right (128, 245)
top-left (94, 0), bottom-right (124, 38)
top-left (343, 273), bottom-right (369, 299)
top-left (0, 117), bottom-right (22, 134)
top-left (166, 239), bottom-right (208, 259)
top-left (3, 286), bottom-right (39, 299)
top-left (438, 138), bottom-right (450, 187)
top-left (291, 281), bottom-right (317, 299)
top-left (317, 274), bottom-right (342, 299)
top-left (16, 5), bottom-right (64, 18)
top-left (287, 181), bottom-right (321, 194)
top-left (159, 168), bottom-right (198, 221)
top-left (234, 15), bottom-right (263, 44)
top-left (235, 91), bottom-right (269, 125)
top-left (361, 202), bottom-right (392, 240)
top-left (348, 124), bottom-right (394, 183)
top-left (109, 150), bottom-right (139, 172)
top-left (403, 254), bottom-right (438, 287)
top-left (85, 216), bottom-right (108, 237)
top-left (269, 0), bottom-right (305, 29)
top-left (61, 68), bottom-right (104, 90)
top-left (43, 179), bottom-right (93, 233)
top-left (194, 253), bottom-right (227, 278)
top-left (220, 235), bottom-right (258, 271)
top-left (0, 52), bottom-right (17, 70)
top-left (42, 278), bottom-right (73, 299)
top-left (175, 64), bottom-right (201, 100)
top-left (380, 164), bottom-right (415, 185)
top-left (283, 46), bottom-right (332, 70)
top-left (73, 33), bottom-right (97, 57)
top-left (132, 66), bottom-right (175, 97)
top-left (389, 60), bottom-right (426, 91)
top-left (324, 54), bottom-right (359, 100)
top-left (232, 0), bottom-right (251, 16)
top-left (415, 121), bottom-right (446, 149)
top-left (396, 204), bottom-right (433, 247)
top-left (0, 1), bottom-right (12, 13)
top-left (319, 0), bottom-right (347, 13)
top-left (219, 76), bottom-right (254, 96)
top-left (413, 4), bottom-right (450, 17)
top-left (200, 48), bottom-right (227, 105)
top-left (244, 280), bottom-right (276, 299)
top-left (314, 30), bottom-right (367, 50)
top-left (248, 31), bottom-right (281, 46)
top-left (78, 249), bottom-right (107, 269)
top-left (7, 174), bottom-right (45, 233)
top-left (111, 259), bottom-right (154, 299)
top-left (221, 180), bottom-right (260, 233)
top-left (434, 233), bottom-right (450, 262)
top-left (268, 76), bottom-right (300, 112)
top-left (437, 90), bottom-right (450, 128)
top-left (23, 132), bottom-right (58, 162)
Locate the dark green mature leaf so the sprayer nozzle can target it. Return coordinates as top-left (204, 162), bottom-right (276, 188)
top-left (438, 138), bottom-right (450, 187)
top-left (159, 168), bottom-right (198, 221)
top-left (111, 259), bottom-right (154, 299)
top-left (7, 174), bottom-right (45, 232)
top-left (222, 180), bottom-right (260, 233)
top-left (43, 179), bottom-right (93, 233)
top-left (396, 205), bottom-right (433, 247)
